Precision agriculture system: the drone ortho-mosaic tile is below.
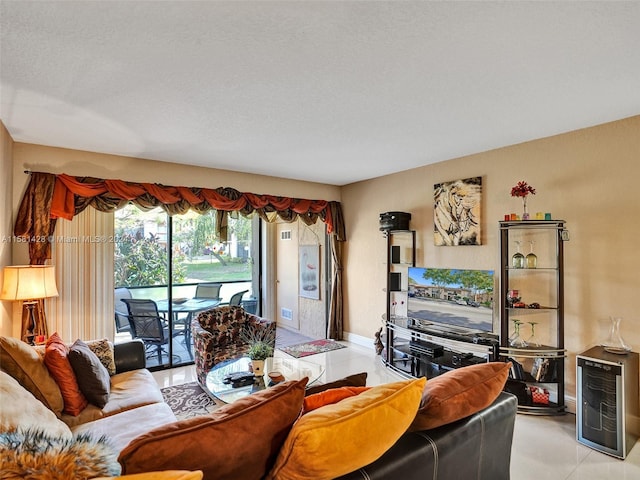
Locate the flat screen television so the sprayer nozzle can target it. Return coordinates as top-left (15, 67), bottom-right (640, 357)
top-left (407, 267), bottom-right (495, 334)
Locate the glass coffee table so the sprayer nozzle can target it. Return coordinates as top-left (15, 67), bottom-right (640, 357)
top-left (205, 352), bottom-right (324, 404)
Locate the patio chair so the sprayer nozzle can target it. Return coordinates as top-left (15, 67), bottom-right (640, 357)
top-left (195, 283), bottom-right (222, 300)
top-left (114, 287), bottom-right (132, 334)
top-left (229, 289), bottom-right (248, 306)
top-left (191, 305), bottom-right (275, 387)
top-left (216, 289), bottom-right (248, 308)
top-left (220, 290), bottom-right (249, 306)
top-left (121, 298), bottom-right (184, 363)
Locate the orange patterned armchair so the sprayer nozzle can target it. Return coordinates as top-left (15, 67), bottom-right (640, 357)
top-left (192, 305), bottom-right (276, 387)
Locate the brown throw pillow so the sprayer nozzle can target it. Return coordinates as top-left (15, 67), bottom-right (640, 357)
top-left (68, 339), bottom-right (111, 408)
top-left (44, 333), bottom-right (89, 416)
top-left (304, 371), bottom-right (368, 396)
top-left (119, 378), bottom-right (308, 480)
top-left (410, 361), bottom-right (511, 431)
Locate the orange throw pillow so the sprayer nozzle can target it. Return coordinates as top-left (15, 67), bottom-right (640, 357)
top-left (410, 361), bottom-right (510, 431)
top-left (302, 386), bottom-right (371, 413)
top-left (44, 332), bottom-right (88, 416)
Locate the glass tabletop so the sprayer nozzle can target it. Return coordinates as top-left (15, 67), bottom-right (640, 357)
top-left (156, 298), bottom-right (220, 313)
top-left (205, 352), bottom-right (324, 404)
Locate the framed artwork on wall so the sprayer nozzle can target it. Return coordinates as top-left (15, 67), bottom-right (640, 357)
top-left (434, 176), bottom-right (482, 246)
top-left (299, 245), bottom-right (320, 299)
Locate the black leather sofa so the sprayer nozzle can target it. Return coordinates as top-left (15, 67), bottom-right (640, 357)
top-left (337, 391), bottom-right (518, 480)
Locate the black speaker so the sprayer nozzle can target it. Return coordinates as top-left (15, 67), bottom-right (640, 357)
top-left (379, 212), bottom-right (411, 231)
top-left (389, 272), bottom-right (401, 291)
top-left (391, 245), bottom-right (401, 264)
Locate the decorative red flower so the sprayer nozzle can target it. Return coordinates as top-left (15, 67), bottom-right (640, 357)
top-left (510, 181), bottom-right (536, 198)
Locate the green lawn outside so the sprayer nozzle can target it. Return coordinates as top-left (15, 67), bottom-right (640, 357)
top-left (182, 260), bottom-right (251, 282)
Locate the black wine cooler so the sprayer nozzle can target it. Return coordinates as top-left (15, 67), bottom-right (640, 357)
top-left (576, 346), bottom-right (639, 459)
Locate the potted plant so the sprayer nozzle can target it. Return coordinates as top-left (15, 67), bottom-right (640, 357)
top-left (241, 325), bottom-right (275, 376)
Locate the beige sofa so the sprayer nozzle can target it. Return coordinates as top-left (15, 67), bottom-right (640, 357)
top-left (0, 336), bottom-right (175, 455)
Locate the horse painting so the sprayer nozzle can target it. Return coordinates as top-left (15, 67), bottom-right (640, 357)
top-left (434, 176), bottom-right (482, 246)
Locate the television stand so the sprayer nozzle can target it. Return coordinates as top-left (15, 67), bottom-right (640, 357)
top-left (384, 317), bottom-right (499, 379)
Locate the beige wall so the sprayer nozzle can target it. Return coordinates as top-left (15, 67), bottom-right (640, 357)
top-left (341, 115), bottom-right (640, 409)
top-left (1, 123), bottom-right (15, 337)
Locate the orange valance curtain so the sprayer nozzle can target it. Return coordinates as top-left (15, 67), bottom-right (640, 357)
top-left (15, 172), bottom-right (346, 263)
top-left (14, 172), bottom-right (347, 338)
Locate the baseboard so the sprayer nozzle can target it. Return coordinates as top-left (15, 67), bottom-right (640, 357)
top-left (343, 331), bottom-right (375, 350)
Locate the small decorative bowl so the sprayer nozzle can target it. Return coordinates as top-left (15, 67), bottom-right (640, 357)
top-left (172, 297), bottom-right (188, 304)
top-left (268, 371), bottom-right (285, 386)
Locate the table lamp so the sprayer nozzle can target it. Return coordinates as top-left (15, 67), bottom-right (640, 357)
top-left (0, 265), bottom-right (59, 344)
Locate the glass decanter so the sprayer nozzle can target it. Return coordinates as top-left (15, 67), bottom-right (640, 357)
top-left (526, 240), bottom-right (537, 269)
top-left (512, 241), bottom-right (525, 269)
top-left (603, 316), bottom-right (631, 354)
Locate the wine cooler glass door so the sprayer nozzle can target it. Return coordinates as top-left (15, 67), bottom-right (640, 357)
top-left (577, 357), bottom-right (623, 458)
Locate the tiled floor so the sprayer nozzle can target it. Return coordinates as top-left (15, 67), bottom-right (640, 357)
top-left (152, 339), bottom-right (640, 480)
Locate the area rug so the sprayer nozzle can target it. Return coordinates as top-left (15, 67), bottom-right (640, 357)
top-left (279, 339), bottom-right (346, 358)
top-left (160, 381), bottom-right (221, 421)
top-left (276, 326), bottom-right (315, 349)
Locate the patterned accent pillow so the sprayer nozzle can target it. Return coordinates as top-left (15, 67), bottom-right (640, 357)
top-left (86, 339), bottom-right (116, 376)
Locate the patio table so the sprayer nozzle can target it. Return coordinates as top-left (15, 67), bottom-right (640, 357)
top-left (156, 298), bottom-right (221, 349)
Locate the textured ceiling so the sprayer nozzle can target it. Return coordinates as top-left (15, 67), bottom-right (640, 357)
top-left (1, 1), bottom-right (639, 186)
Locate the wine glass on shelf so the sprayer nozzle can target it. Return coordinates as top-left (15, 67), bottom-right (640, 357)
top-left (512, 241), bottom-right (525, 269)
top-left (526, 321), bottom-right (540, 347)
top-left (509, 319), bottom-right (527, 348)
top-left (526, 241), bottom-right (537, 269)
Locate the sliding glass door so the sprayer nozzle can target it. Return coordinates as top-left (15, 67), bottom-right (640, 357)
top-left (114, 205), bottom-right (259, 369)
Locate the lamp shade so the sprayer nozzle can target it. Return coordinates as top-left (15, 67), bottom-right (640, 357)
top-left (0, 265), bottom-right (59, 301)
